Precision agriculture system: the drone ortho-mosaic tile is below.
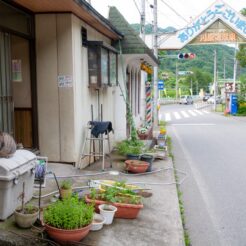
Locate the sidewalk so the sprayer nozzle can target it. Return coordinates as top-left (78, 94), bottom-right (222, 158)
top-left (0, 151), bottom-right (185, 246)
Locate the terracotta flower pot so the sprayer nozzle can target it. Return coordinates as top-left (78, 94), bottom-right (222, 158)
top-left (125, 160), bottom-right (149, 173)
top-left (45, 223), bottom-right (91, 244)
top-left (85, 195), bottom-right (143, 219)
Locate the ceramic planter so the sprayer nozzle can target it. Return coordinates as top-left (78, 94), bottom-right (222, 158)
top-left (125, 160), bottom-right (149, 173)
top-left (90, 213), bottom-right (105, 231)
top-left (85, 195), bottom-right (143, 219)
top-left (45, 223), bottom-right (91, 244)
top-left (14, 207), bottom-right (39, 228)
top-left (98, 204), bottom-right (117, 225)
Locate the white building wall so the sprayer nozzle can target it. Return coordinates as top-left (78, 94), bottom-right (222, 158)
top-left (36, 14), bottom-right (60, 161)
top-left (114, 56), bottom-right (147, 142)
top-left (36, 13), bottom-right (116, 165)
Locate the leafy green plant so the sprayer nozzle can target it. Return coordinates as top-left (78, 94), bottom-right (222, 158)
top-left (60, 179), bottom-right (72, 190)
top-left (44, 195), bottom-right (94, 230)
top-left (16, 204), bottom-right (38, 215)
top-left (116, 139), bottom-right (144, 155)
top-left (89, 181), bottom-right (142, 205)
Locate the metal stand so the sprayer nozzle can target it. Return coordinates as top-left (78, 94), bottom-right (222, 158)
top-left (79, 122), bottom-right (112, 170)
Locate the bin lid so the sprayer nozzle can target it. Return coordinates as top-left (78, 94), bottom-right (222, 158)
top-left (0, 150), bottom-right (36, 180)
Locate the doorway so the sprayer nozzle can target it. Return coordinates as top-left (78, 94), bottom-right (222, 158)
top-left (0, 32), bottom-right (33, 148)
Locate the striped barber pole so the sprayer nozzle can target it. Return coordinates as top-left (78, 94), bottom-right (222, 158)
top-left (145, 82), bottom-right (152, 125)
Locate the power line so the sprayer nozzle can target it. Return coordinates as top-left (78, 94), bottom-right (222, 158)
top-left (159, 0), bottom-right (189, 24)
top-left (132, 0), bottom-right (141, 15)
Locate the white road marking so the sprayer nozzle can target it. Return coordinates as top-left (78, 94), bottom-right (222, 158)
top-left (172, 123), bottom-right (215, 126)
top-left (203, 110), bottom-right (210, 114)
top-left (174, 112), bottom-right (181, 119)
top-left (194, 109), bottom-right (203, 115)
top-left (181, 111), bottom-right (189, 118)
top-left (165, 113), bottom-right (171, 122)
top-left (188, 110), bottom-right (197, 116)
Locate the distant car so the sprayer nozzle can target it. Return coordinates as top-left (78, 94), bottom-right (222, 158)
top-left (179, 95), bottom-right (193, 104)
top-left (207, 96), bottom-right (222, 104)
top-left (203, 94), bottom-right (211, 101)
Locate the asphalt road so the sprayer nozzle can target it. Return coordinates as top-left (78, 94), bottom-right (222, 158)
top-left (161, 103), bottom-right (246, 246)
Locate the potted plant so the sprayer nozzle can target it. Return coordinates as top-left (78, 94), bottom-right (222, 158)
top-left (116, 139), bottom-right (144, 160)
top-left (43, 195), bottom-right (94, 244)
top-left (125, 159), bottom-right (149, 173)
top-left (85, 181), bottom-right (143, 219)
top-left (14, 182), bottom-right (39, 228)
top-left (60, 179), bottom-right (72, 199)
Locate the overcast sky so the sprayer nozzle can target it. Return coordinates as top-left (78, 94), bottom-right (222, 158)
top-left (91, 0), bottom-right (245, 29)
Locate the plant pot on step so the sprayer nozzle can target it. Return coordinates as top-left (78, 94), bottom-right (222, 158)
top-left (43, 195), bottom-right (93, 244)
top-left (14, 205), bottom-right (39, 228)
top-left (125, 160), bottom-right (149, 173)
top-left (59, 179), bottom-right (72, 199)
top-left (90, 213), bottom-right (105, 231)
top-left (85, 195), bottom-right (143, 219)
top-left (98, 204), bottom-right (117, 225)
top-left (126, 153), bottom-right (140, 160)
top-left (140, 154), bottom-right (154, 172)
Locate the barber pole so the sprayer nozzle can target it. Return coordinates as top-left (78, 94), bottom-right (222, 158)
top-left (145, 81), bottom-right (152, 125)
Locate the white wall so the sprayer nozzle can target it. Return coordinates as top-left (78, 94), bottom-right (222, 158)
top-left (36, 13), bottom-right (117, 165)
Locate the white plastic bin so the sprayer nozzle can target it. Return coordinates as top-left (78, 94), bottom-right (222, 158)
top-left (0, 150), bottom-right (36, 220)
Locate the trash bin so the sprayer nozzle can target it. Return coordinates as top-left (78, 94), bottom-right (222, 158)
top-left (0, 149), bottom-right (36, 220)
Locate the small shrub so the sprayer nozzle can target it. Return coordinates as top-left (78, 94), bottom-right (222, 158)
top-left (237, 105), bottom-right (246, 115)
top-left (60, 179), bottom-right (72, 190)
top-left (116, 139), bottom-right (144, 155)
top-left (89, 181), bottom-right (142, 205)
top-left (44, 195), bottom-right (94, 230)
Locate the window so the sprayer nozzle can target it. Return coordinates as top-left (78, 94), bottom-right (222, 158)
top-left (81, 27), bottom-right (87, 47)
top-left (109, 52), bottom-right (117, 86)
top-left (87, 41), bottom-right (118, 89)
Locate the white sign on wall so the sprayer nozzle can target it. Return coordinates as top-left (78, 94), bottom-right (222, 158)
top-left (58, 75), bottom-right (73, 87)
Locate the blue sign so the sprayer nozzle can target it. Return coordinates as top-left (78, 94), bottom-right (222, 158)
top-left (158, 80), bottom-right (164, 90)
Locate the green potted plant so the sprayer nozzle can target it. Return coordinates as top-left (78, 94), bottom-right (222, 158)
top-left (60, 179), bottom-right (72, 199)
top-left (116, 139), bottom-right (144, 160)
top-left (44, 195), bottom-right (94, 244)
top-left (85, 181), bottom-right (143, 219)
top-left (14, 182), bottom-right (39, 228)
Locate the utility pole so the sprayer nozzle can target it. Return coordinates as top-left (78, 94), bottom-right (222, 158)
top-left (223, 57), bottom-right (226, 79)
top-left (175, 62), bottom-right (178, 100)
top-left (190, 78), bottom-right (193, 96)
top-left (233, 43), bottom-right (238, 92)
top-left (214, 50), bottom-right (217, 111)
top-left (153, 0), bottom-right (158, 126)
top-left (140, 0), bottom-right (145, 41)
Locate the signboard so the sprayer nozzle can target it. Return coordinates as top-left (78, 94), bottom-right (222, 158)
top-left (58, 75), bottom-right (73, 87)
top-left (178, 71), bottom-right (193, 76)
top-left (158, 80), bottom-right (164, 90)
top-left (157, 0), bottom-right (246, 50)
top-left (224, 82), bottom-right (239, 93)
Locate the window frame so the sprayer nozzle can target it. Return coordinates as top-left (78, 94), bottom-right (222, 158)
top-left (87, 41), bottom-right (118, 89)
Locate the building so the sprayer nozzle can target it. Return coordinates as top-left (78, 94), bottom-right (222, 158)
top-left (0, 0), bottom-right (158, 167)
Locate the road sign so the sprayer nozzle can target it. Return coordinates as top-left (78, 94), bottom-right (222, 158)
top-left (158, 80), bottom-right (164, 90)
